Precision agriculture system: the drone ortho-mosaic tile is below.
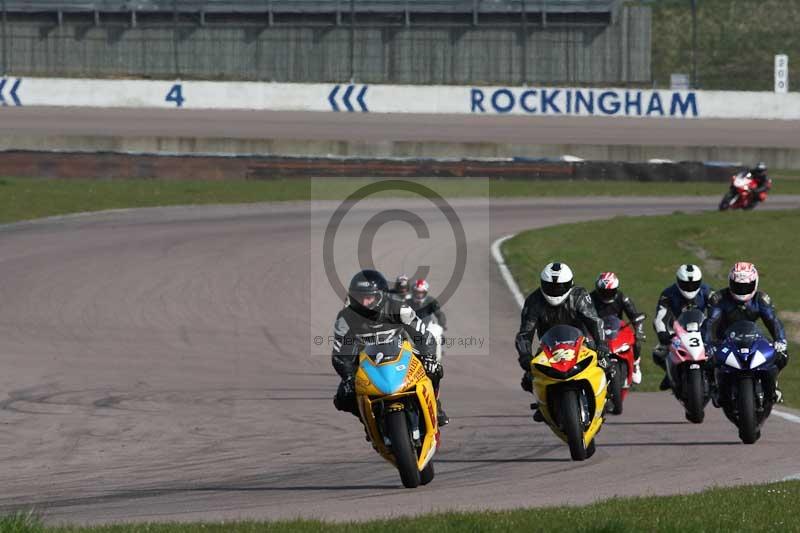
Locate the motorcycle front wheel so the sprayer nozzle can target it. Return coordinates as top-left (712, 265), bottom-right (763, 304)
top-left (609, 360), bottom-right (624, 415)
top-left (560, 389), bottom-right (587, 461)
top-left (684, 367), bottom-right (705, 423)
top-left (718, 190), bottom-right (736, 211)
top-left (386, 410), bottom-right (421, 487)
top-left (737, 377), bottom-right (759, 444)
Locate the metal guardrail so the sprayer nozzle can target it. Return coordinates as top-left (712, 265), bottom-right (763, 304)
top-left (0, 0), bottom-right (618, 15)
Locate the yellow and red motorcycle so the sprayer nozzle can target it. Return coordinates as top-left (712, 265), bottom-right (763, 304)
top-left (530, 325), bottom-right (608, 461)
top-left (354, 330), bottom-right (440, 488)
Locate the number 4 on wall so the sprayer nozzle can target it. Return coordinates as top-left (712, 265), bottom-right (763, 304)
top-left (166, 84), bottom-right (185, 107)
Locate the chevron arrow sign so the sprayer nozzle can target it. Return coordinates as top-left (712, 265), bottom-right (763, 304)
top-left (0, 78), bottom-right (22, 106)
top-left (328, 84), bottom-right (368, 112)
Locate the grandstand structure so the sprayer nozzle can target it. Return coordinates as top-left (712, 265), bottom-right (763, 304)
top-left (0, 0), bottom-right (651, 85)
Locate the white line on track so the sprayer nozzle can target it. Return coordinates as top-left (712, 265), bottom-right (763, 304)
top-left (489, 233), bottom-right (800, 426)
top-left (489, 234), bottom-right (525, 309)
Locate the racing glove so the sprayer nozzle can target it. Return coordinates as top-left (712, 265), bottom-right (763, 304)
top-left (774, 341), bottom-right (789, 370)
top-left (521, 371), bottom-right (533, 393)
top-left (421, 354), bottom-right (440, 375)
top-left (634, 314), bottom-right (647, 342)
top-left (518, 353), bottom-right (533, 372)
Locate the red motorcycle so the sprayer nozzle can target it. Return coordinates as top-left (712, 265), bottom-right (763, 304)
top-left (602, 315), bottom-right (637, 415)
top-left (718, 170), bottom-right (771, 211)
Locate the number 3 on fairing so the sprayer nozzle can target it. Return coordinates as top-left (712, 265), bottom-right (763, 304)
top-left (166, 84), bottom-right (185, 107)
top-left (688, 337), bottom-right (701, 348)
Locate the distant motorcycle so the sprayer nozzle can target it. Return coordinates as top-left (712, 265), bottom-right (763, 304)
top-left (718, 170), bottom-right (771, 211)
top-left (666, 309), bottom-right (711, 423)
top-left (354, 330), bottom-right (440, 487)
top-left (714, 321), bottom-right (780, 444)
top-left (602, 315), bottom-right (640, 415)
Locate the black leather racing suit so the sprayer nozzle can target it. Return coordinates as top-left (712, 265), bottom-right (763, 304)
top-left (515, 287), bottom-right (608, 377)
top-left (332, 298), bottom-right (439, 415)
top-left (750, 170), bottom-right (770, 197)
top-left (411, 295), bottom-right (447, 329)
top-left (590, 289), bottom-right (645, 360)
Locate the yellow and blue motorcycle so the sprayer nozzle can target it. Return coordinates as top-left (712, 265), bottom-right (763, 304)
top-left (354, 330), bottom-right (440, 488)
top-left (530, 325), bottom-right (608, 461)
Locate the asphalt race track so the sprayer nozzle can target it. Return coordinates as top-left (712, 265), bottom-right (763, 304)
top-left (1, 195), bottom-right (800, 525)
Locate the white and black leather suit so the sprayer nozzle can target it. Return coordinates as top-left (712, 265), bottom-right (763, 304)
top-left (515, 286), bottom-right (608, 372)
top-left (411, 295), bottom-right (447, 329)
top-left (332, 298), bottom-right (440, 415)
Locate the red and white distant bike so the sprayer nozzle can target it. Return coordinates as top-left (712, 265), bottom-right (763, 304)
top-left (718, 170), bottom-right (771, 211)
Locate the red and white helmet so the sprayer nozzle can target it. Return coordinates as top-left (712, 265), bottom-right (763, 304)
top-left (729, 262), bottom-right (759, 302)
top-left (413, 279), bottom-right (429, 303)
top-left (595, 272), bottom-right (620, 303)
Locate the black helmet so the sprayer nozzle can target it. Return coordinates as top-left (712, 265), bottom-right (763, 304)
top-left (348, 269), bottom-right (388, 314)
top-left (753, 162), bottom-right (767, 176)
top-left (394, 274), bottom-right (410, 295)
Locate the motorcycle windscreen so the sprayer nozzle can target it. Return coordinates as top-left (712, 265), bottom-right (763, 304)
top-left (677, 309), bottom-right (705, 332)
top-left (723, 321), bottom-right (763, 350)
top-left (539, 325), bottom-right (584, 350)
top-left (602, 315), bottom-right (622, 340)
top-left (539, 325), bottom-right (585, 374)
top-left (360, 338), bottom-right (414, 395)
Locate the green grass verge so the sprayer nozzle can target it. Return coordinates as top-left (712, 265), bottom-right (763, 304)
top-left (503, 208), bottom-right (800, 408)
top-left (2, 177), bottom-right (800, 224)
top-left (4, 481), bottom-right (799, 532)
top-left (650, 0), bottom-right (800, 91)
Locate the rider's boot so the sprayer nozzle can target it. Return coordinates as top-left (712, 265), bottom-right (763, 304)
top-left (530, 402), bottom-right (545, 422)
top-left (659, 374), bottom-right (671, 391)
top-left (632, 357), bottom-right (642, 385)
top-left (437, 399), bottom-right (450, 426)
top-left (775, 381), bottom-right (784, 404)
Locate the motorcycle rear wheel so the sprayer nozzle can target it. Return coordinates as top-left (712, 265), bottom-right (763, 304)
top-left (386, 410), bottom-right (421, 488)
top-left (561, 389), bottom-right (587, 461)
top-left (737, 377), bottom-right (759, 444)
top-left (684, 367), bottom-right (705, 424)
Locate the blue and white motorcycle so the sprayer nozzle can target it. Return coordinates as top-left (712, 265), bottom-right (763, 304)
top-left (714, 321), bottom-right (780, 444)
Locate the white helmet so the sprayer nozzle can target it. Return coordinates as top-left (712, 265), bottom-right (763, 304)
top-left (676, 264), bottom-right (702, 300)
top-left (540, 262), bottom-right (574, 306)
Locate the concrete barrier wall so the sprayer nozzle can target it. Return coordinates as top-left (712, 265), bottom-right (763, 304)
top-left (3, 135), bottom-right (800, 168)
top-left (3, 76), bottom-right (800, 120)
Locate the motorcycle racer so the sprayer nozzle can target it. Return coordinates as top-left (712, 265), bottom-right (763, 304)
top-left (388, 274), bottom-right (412, 303)
top-left (748, 162), bottom-right (771, 207)
top-left (652, 264), bottom-right (714, 390)
top-left (705, 262), bottom-right (789, 402)
top-left (410, 279), bottom-right (447, 330)
top-left (515, 262), bottom-right (612, 420)
top-left (590, 272), bottom-right (646, 384)
top-left (332, 269), bottom-right (449, 425)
